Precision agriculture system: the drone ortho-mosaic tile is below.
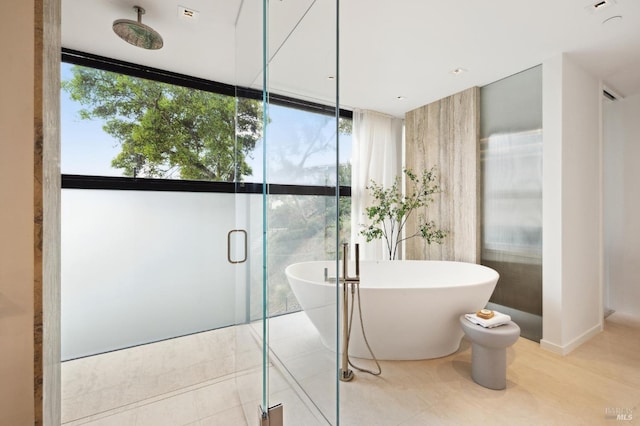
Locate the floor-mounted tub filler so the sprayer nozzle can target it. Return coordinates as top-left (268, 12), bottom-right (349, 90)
top-left (285, 259), bottom-right (499, 360)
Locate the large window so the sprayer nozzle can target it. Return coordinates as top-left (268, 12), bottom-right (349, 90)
top-left (61, 53), bottom-right (352, 185)
top-left (61, 62), bottom-right (260, 181)
top-left (61, 50), bottom-right (351, 358)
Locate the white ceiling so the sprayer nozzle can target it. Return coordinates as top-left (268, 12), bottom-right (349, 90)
top-left (62, 0), bottom-right (640, 117)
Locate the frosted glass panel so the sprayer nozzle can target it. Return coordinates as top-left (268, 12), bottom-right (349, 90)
top-left (61, 189), bottom-right (244, 360)
top-left (482, 131), bottom-right (542, 256)
top-left (481, 65), bottom-right (542, 136)
top-left (480, 65), bottom-right (542, 341)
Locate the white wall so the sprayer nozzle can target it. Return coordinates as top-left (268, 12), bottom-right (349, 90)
top-left (541, 54), bottom-right (603, 354)
top-left (0, 1), bottom-right (36, 423)
top-left (604, 93), bottom-right (640, 316)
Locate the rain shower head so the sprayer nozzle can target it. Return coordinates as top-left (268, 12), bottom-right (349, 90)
top-left (113, 5), bottom-right (163, 50)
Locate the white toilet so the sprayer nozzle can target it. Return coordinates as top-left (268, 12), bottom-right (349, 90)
top-left (459, 315), bottom-right (520, 390)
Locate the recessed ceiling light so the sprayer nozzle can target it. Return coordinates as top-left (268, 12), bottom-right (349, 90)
top-left (450, 68), bottom-right (467, 75)
top-left (327, 75), bottom-right (335, 80)
top-left (396, 96), bottom-right (406, 101)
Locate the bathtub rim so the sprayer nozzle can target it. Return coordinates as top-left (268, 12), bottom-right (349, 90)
top-left (284, 259), bottom-right (500, 290)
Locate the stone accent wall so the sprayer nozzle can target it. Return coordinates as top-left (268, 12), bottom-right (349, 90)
top-left (404, 87), bottom-right (480, 263)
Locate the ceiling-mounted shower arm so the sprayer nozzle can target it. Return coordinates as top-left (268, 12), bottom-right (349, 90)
top-left (135, 5), bottom-right (144, 23)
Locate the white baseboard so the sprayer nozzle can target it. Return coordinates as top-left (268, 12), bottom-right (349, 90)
top-left (540, 323), bottom-right (603, 355)
top-left (539, 339), bottom-right (564, 354)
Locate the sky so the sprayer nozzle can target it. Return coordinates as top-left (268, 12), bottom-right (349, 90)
top-left (61, 63), bottom-right (122, 177)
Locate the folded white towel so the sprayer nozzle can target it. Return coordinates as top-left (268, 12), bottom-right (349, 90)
top-left (465, 311), bottom-right (511, 328)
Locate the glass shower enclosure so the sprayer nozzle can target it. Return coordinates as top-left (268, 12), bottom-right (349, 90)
top-left (238, 0), bottom-right (342, 423)
top-left (60, 0), bottom-right (342, 423)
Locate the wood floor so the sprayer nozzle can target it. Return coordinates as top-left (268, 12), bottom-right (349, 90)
top-left (270, 311), bottom-right (640, 425)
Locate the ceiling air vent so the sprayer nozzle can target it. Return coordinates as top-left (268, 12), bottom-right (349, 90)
top-left (603, 90), bottom-right (616, 101)
top-left (178, 6), bottom-right (199, 21)
top-left (586, 0), bottom-right (616, 13)
top-left (603, 87), bottom-right (622, 101)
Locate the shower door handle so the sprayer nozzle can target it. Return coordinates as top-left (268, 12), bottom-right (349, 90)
top-left (227, 229), bottom-right (247, 264)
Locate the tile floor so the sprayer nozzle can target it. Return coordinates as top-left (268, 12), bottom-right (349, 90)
top-left (61, 323), bottom-right (325, 425)
top-left (62, 312), bottom-right (640, 425)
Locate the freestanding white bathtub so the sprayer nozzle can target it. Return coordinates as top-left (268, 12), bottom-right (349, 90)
top-left (285, 260), bottom-right (499, 360)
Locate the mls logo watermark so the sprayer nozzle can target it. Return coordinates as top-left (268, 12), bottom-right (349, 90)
top-left (605, 407), bottom-right (634, 421)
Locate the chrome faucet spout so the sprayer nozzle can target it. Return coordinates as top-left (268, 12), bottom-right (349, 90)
top-left (342, 242), bottom-right (348, 283)
top-left (355, 243), bottom-right (360, 277)
top-left (341, 242), bottom-right (360, 283)
top-left (326, 243), bottom-right (360, 283)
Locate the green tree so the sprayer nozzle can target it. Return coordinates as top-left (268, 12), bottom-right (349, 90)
top-left (62, 66), bottom-right (262, 181)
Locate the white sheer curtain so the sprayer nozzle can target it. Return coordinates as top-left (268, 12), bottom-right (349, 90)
top-left (350, 109), bottom-right (403, 260)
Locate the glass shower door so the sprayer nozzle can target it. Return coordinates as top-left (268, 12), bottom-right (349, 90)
top-left (234, 0), bottom-right (342, 423)
top-left (233, 0), bottom-right (270, 423)
top-left (263, 0), bottom-right (342, 424)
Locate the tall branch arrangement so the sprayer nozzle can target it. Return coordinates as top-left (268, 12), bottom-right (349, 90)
top-left (360, 168), bottom-right (446, 260)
